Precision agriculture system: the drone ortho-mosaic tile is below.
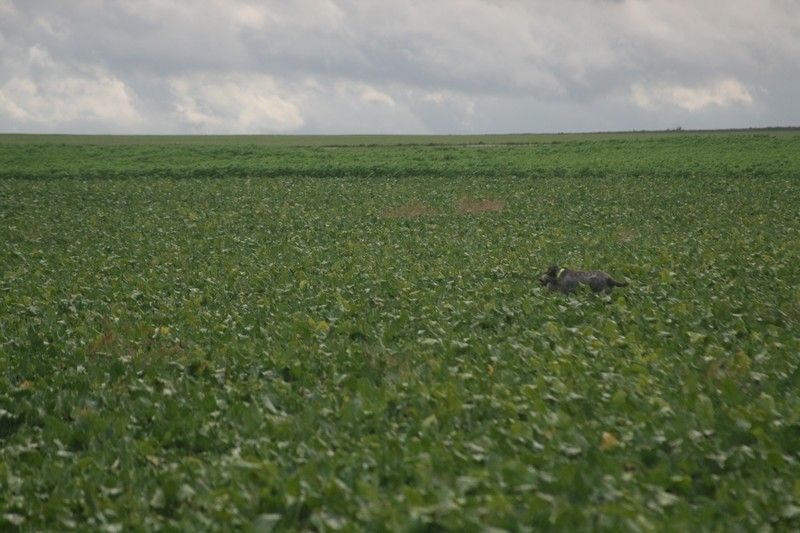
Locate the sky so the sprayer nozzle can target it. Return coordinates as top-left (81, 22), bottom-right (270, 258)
top-left (0, 0), bottom-right (798, 135)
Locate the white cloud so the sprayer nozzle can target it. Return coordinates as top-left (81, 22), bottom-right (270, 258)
top-left (631, 79), bottom-right (754, 111)
top-left (1, 1), bottom-right (798, 132)
top-left (358, 85), bottom-right (396, 107)
top-left (257, 0), bottom-right (345, 30)
top-left (417, 89), bottom-right (475, 115)
top-left (169, 73), bottom-right (304, 133)
top-left (0, 72), bottom-right (138, 124)
top-left (0, 45), bottom-right (139, 130)
top-left (0, 0), bottom-right (15, 16)
top-left (118, 0), bottom-right (270, 30)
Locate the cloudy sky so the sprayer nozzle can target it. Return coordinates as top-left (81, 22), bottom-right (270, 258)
top-left (1, 0), bottom-right (798, 134)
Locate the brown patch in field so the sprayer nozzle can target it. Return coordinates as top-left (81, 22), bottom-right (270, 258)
top-left (83, 319), bottom-right (189, 361)
top-left (380, 201), bottom-right (438, 219)
top-left (87, 330), bottom-right (116, 355)
top-left (704, 351), bottom-right (751, 383)
top-left (616, 227), bottom-right (638, 243)
top-left (455, 197), bottom-right (506, 214)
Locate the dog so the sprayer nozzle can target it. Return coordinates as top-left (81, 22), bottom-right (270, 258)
top-left (539, 265), bottom-right (628, 294)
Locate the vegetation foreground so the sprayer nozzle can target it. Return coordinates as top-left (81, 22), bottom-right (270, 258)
top-left (1, 131), bottom-right (800, 530)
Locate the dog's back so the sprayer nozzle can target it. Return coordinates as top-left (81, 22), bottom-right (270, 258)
top-left (540, 265), bottom-right (628, 294)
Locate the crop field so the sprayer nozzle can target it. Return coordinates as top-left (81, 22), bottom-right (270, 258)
top-left (1, 131), bottom-right (800, 530)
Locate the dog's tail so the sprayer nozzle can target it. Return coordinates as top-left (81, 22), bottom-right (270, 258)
top-left (611, 278), bottom-right (629, 287)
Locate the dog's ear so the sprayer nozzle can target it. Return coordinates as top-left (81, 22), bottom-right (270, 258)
top-left (546, 265), bottom-right (559, 276)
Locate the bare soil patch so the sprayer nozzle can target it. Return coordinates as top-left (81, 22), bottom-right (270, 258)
top-left (455, 197), bottom-right (506, 214)
top-left (616, 226), bottom-right (639, 243)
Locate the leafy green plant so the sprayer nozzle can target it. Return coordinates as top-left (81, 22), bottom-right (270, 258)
top-left (1, 131), bottom-right (799, 530)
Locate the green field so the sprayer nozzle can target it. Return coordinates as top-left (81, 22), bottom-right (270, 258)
top-left (2, 131), bottom-right (800, 530)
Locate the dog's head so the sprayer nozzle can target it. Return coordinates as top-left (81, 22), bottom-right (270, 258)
top-left (539, 265), bottom-right (561, 286)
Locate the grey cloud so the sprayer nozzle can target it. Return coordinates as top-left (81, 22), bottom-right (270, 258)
top-left (1, 0), bottom-right (798, 133)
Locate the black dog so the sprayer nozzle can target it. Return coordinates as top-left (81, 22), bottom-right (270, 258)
top-left (539, 265), bottom-right (628, 294)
